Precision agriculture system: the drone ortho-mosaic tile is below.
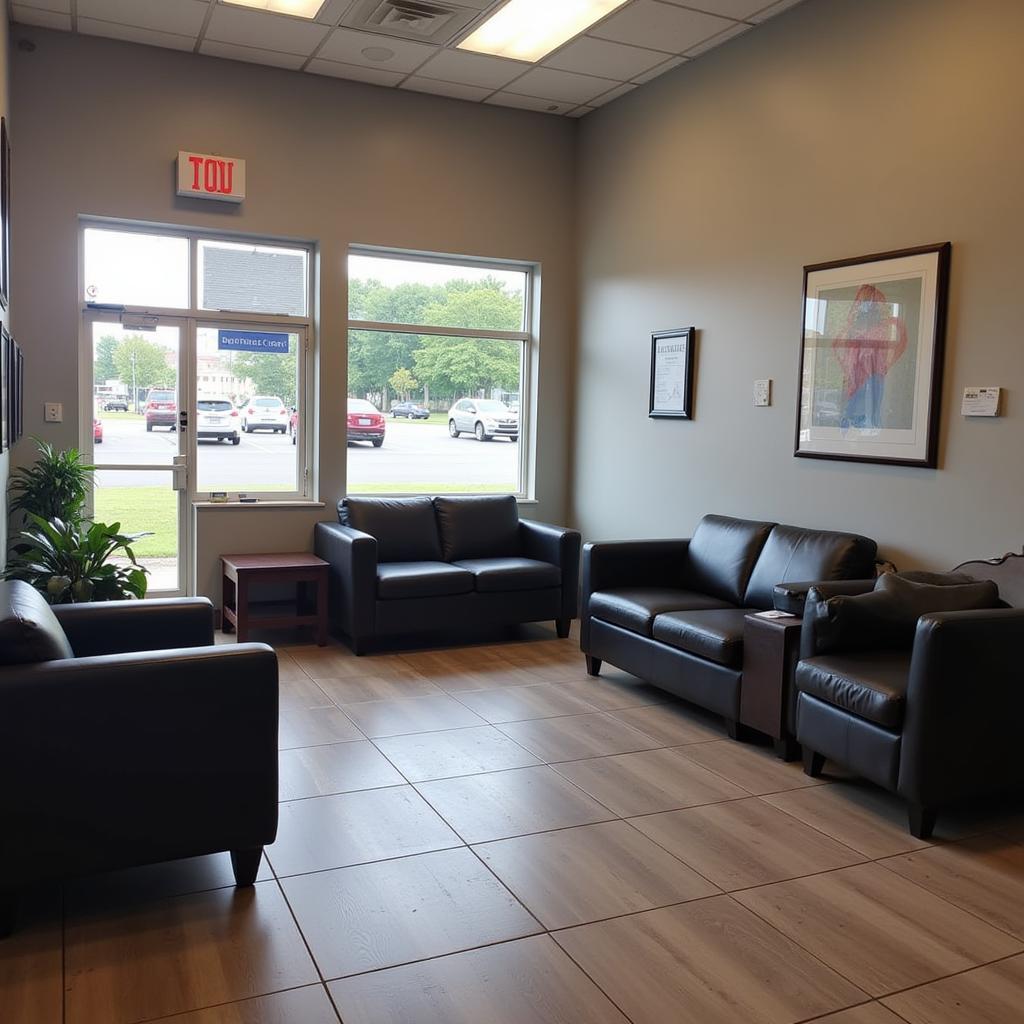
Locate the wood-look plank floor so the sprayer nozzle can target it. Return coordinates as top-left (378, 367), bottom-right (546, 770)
top-left (6, 623), bottom-right (1024, 1024)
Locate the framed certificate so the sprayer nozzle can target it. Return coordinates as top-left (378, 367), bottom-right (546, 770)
top-left (649, 327), bottom-right (695, 419)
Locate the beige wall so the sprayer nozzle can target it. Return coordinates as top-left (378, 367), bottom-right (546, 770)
top-left (9, 27), bottom-right (575, 602)
top-left (572, 0), bottom-right (1024, 569)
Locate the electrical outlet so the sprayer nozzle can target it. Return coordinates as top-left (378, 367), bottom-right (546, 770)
top-left (44, 402), bottom-right (63, 423)
top-left (753, 380), bottom-right (772, 407)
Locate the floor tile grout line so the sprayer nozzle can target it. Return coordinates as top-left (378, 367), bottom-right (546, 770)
top-left (123, 983), bottom-right (336, 1024)
top-left (271, 873), bottom-right (332, 989)
top-left (876, 948), bottom-right (1024, 1006)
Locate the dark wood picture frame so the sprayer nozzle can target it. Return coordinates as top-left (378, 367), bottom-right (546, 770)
top-left (1, 326), bottom-right (8, 452)
top-left (649, 326), bottom-right (695, 420)
top-left (794, 242), bottom-right (951, 468)
top-left (14, 340), bottom-right (23, 443)
top-left (0, 117), bottom-right (9, 311)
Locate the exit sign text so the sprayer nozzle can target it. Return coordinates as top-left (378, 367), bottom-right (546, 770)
top-left (177, 150), bottom-right (246, 203)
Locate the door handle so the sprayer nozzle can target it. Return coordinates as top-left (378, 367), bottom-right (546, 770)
top-left (172, 455), bottom-right (187, 492)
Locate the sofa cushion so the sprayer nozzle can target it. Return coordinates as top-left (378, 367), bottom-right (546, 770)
top-left (340, 496), bottom-right (443, 563)
top-left (685, 515), bottom-right (774, 605)
top-left (796, 651), bottom-right (912, 728)
top-left (744, 524), bottom-right (877, 609)
top-left (589, 587), bottom-right (733, 638)
top-left (376, 562), bottom-right (474, 600)
top-left (434, 495), bottom-right (521, 562)
top-left (0, 580), bottom-right (74, 665)
top-left (809, 572), bottom-right (1002, 655)
top-left (651, 608), bottom-right (757, 668)
top-left (453, 557), bottom-right (560, 593)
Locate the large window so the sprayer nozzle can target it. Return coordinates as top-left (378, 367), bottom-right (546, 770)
top-left (347, 251), bottom-right (534, 497)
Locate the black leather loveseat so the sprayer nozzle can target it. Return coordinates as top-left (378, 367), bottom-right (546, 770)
top-left (0, 581), bottom-right (279, 936)
top-left (314, 495), bottom-right (581, 652)
top-left (581, 514), bottom-right (877, 736)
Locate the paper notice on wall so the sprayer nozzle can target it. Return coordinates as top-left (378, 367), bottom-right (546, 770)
top-left (961, 387), bottom-right (1000, 417)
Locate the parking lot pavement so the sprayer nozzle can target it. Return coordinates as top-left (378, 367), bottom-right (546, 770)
top-left (93, 417), bottom-right (518, 491)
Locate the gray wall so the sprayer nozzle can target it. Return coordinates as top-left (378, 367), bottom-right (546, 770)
top-left (573, 0), bottom-right (1024, 569)
top-left (9, 27), bottom-right (576, 601)
top-left (0, 1), bottom-right (8, 557)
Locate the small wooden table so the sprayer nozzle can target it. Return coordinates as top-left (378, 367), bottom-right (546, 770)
top-left (221, 553), bottom-right (328, 646)
top-left (741, 611), bottom-right (803, 761)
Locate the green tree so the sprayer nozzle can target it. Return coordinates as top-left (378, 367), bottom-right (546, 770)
top-left (94, 335), bottom-right (120, 384)
top-left (232, 349), bottom-right (298, 404)
top-left (389, 367), bottom-right (418, 400)
top-left (113, 335), bottom-right (177, 397)
top-left (413, 336), bottom-right (519, 399)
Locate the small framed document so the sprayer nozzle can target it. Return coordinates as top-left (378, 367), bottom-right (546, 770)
top-left (649, 327), bottom-right (695, 419)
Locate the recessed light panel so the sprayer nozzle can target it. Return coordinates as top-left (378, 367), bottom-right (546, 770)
top-left (459, 0), bottom-right (630, 63)
top-left (222, 0), bottom-right (328, 19)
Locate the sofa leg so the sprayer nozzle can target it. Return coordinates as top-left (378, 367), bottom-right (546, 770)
top-left (802, 748), bottom-right (826, 778)
top-left (908, 804), bottom-right (937, 840)
top-left (0, 892), bottom-right (17, 939)
top-left (585, 655), bottom-right (602, 677)
top-left (775, 737), bottom-right (801, 762)
top-left (230, 847), bottom-right (264, 887)
top-left (725, 719), bottom-right (758, 743)
top-left (556, 618), bottom-right (571, 639)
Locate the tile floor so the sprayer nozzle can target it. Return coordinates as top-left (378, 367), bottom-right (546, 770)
top-left (3, 623), bottom-right (1024, 1024)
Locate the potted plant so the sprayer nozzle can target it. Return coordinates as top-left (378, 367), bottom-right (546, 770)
top-left (8, 437), bottom-right (95, 525)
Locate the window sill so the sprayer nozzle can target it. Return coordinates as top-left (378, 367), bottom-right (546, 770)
top-left (194, 500), bottom-right (325, 509)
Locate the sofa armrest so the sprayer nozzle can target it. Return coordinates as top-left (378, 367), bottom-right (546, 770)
top-left (774, 579), bottom-right (876, 616)
top-left (0, 644), bottom-right (279, 880)
top-left (899, 608), bottom-right (1024, 807)
top-left (314, 521), bottom-right (378, 642)
top-left (52, 597), bottom-right (215, 657)
top-left (520, 520), bottom-right (582, 621)
top-left (798, 580), bottom-right (879, 659)
top-left (582, 539), bottom-right (691, 595)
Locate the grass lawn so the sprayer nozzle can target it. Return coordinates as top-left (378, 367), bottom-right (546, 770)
top-left (388, 412), bottom-right (449, 426)
top-left (94, 486), bottom-right (177, 558)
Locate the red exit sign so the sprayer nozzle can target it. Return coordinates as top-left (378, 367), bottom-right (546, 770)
top-left (177, 150), bottom-right (246, 203)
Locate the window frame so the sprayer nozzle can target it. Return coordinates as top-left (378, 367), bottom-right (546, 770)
top-left (346, 245), bottom-right (537, 501)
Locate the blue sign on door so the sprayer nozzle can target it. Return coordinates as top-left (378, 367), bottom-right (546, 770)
top-left (217, 329), bottom-right (290, 354)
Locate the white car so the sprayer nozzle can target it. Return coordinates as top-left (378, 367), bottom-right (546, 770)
top-left (448, 398), bottom-right (519, 442)
top-left (196, 396), bottom-right (241, 445)
top-left (242, 395), bottom-right (289, 433)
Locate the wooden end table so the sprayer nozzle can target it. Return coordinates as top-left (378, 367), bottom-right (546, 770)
top-left (740, 611), bottom-right (803, 761)
top-left (221, 553), bottom-right (328, 646)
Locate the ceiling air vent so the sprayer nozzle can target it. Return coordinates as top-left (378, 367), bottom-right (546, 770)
top-left (344, 0), bottom-right (479, 44)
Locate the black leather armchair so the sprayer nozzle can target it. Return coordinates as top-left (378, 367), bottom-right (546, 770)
top-left (795, 573), bottom-right (1024, 837)
top-left (0, 581), bottom-right (279, 935)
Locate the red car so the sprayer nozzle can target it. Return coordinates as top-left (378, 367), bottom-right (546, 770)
top-left (93, 418), bottom-right (103, 444)
top-left (347, 399), bottom-right (385, 448)
top-left (144, 388), bottom-right (177, 431)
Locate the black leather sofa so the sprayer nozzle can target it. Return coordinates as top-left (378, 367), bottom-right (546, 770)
top-left (581, 514), bottom-right (877, 736)
top-left (314, 495), bottom-right (581, 653)
top-left (0, 581), bottom-right (279, 936)
top-left (795, 571), bottom-right (1024, 837)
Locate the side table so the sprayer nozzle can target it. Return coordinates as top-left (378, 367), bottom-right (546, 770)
top-left (740, 611), bottom-right (803, 761)
top-left (221, 553), bottom-right (328, 646)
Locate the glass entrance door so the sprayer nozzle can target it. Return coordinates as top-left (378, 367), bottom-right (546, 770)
top-left (87, 315), bottom-right (188, 596)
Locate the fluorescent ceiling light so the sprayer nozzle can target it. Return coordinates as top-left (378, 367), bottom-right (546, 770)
top-left (222, 0), bottom-right (327, 19)
top-left (459, 0), bottom-right (630, 63)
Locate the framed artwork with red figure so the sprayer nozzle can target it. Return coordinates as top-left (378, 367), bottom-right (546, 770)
top-left (795, 242), bottom-right (951, 468)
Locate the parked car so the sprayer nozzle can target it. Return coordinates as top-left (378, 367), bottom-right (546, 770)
top-left (144, 388), bottom-right (177, 432)
top-left (93, 418), bottom-right (103, 444)
top-left (197, 396), bottom-right (241, 445)
top-left (348, 399), bottom-right (385, 447)
top-left (242, 395), bottom-right (289, 433)
top-left (103, 399), bottom-right (128, 412)
top-left (390, 401), bottom-right (430, 419)
top-left (448, 398), bottom-right (518, 442)
top-left (289, 407), bottom-right (298, 445)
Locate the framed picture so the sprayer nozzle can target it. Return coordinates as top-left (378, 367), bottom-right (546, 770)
top-left (1, 326), bottom-right (8, 452)
top-left (14, 341), bottom-right (23, 443)
top-left (649, 327), bottom-right (695, 419)
top-left (795, 242), bottom-right (951, 468)
top-left (0, 117), bottom-right (9, 311)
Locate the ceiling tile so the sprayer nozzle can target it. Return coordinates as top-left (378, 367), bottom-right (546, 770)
top-left (415, 48), bottom-right (527, 90)
top-left (545, 37), bottom-right (666, 80)
top-left (662, 0), bottom-right (770, 19)
top-left (631, 54), bottom-right (686, 83)
top-left (748, 0), bottom-right (805, 22)
top-left (507, 67), bottom-right (621, 105)
top-left (199, 39), bottom-right (308, 70)
top-left (78, 18), bottom-right (197, 52)
top-left (486, 93), bottom-right (574, 116)
top-left (10, 5), bottom-right (72, 29)
top-left (319, 26), bottom-right (436, 73)
top-left (591, 0), bottom-right (735, 53)
top-left (206, 5), bottom-right (330, 57)
top-left (11, 0), bottom-right (70, 10)
top-left (306, 58), bottom-right (406, 86)
top-left (401, 78), bottom-right (493, 102)
top-left (78, 0), bottom-right (208, 36)
top-left (316, 0), bottom-right (351, 24)
top-left (684, 20), bottom-right (751, 56)
top-left (589, 82), bottom-right (636, 107)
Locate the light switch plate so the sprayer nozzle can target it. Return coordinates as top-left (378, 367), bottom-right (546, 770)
top-left (753, 380), bottom-right (772, 407)
top-left (44, 402), bottom-right (63, 423)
